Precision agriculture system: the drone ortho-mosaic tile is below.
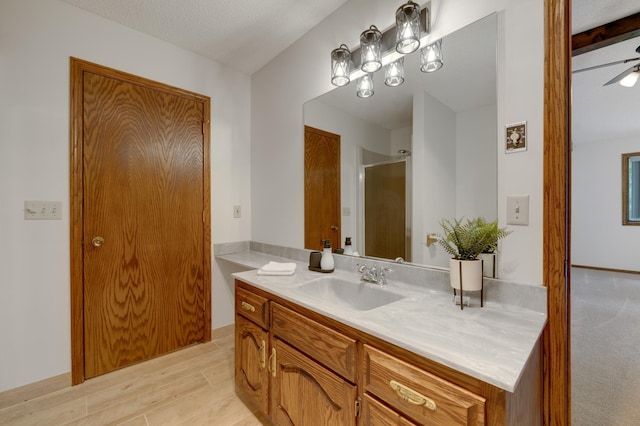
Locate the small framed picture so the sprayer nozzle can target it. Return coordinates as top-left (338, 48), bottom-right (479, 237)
top-left (505, 121), bottom-right (527, 153)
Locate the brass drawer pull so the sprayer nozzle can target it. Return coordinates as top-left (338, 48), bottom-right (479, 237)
top-left (390, 380), bottom-right (437, 411)
top-left (241, 301), bottom-right (256, 312)
top-left (268, 348), bottom-right (277, 378)
top-left (259, 340), bottom-right (266, 369)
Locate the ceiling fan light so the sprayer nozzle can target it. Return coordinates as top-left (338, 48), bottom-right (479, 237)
top-left (620, 70), bottom-right (639, 88)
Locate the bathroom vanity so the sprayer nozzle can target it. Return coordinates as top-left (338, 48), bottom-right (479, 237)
top-left (227, 250), bottom-right (545, 426)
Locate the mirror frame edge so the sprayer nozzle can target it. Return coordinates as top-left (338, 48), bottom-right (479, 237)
top-left (543, 0), bottom-right (571, 424)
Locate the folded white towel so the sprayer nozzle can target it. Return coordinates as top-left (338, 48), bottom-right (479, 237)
top-left (257, 261), bottom-right (297, 276)
top-left (257, 269), bottom-right (296, 276)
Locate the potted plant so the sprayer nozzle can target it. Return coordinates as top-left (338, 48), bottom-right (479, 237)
top-left (476, 217), bottom-right (511, 278)
top-left (436, 217), bottom-right (510, 307)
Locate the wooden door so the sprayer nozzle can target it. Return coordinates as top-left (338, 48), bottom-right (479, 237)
top-left (271, 338), bottom-right (357, 426)
top-left (70, 58), bottom-right (211, 382)
top-left (364, 161), bottom-right (409, 261)
top-left (235, 314), bottom-right (269, 414)
top-left (304, 126), bottom-right (341, 251)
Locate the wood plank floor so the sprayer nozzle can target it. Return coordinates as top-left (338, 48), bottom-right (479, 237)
top-left (0, 334), bottom-right (270, 425)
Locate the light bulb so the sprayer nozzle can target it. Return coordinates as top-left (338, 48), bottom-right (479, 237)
top-left (620, 70), bottom-right (639, 88)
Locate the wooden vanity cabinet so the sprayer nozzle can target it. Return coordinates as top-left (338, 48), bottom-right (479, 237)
top-left (234, 280), bottom-right (541, 426)
top-left (271, 337), bottom-right (357, 426)
top-left (361, 394), bottom-right (418, 426)
top-left (362, 344), bottom-right (485, 425)
top-left (235, 286), bottom-right (270, 414)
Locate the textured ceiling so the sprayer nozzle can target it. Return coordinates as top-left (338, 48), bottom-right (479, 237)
top-left (572, 0), bottom-right (640, 34)
top-left (58, 0), bottom-right (348, 75)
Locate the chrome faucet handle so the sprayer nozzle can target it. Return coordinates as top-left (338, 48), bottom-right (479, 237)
top-left (377, 266), bottom-right (392, 285)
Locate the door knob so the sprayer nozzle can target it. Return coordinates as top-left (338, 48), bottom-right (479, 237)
top-left (91, 236), bottom-right (105, 247)
top-left (331, 225), bottom-right (339, 231)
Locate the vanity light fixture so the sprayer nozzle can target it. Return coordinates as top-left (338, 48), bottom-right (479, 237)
top-left (357, 73), bottom-right (374, 98)
top-left (420, 39), bottom-right (443, 73)
top-left (395, 1), bottom-right (421, 54)
top-left (330, 2), bottom-right (438, 95)
top-left (331, 44), bottom-right (352, 87)
top-left (360, 25), bottom-right (383, 73)
top-left (620, 65), bottom-right (639, 87)
top-left (385, 57), bottom-right (405, 87)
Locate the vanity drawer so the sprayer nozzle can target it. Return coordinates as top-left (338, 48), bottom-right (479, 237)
top-left (271, 302), bottom-right (357, 382)
top-left (363, 345), bottom-right (486, 426)
top-left (235, 283), bottom-right (269, 329)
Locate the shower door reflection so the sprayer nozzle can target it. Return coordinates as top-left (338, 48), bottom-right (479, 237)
top-left (362, 159), bottom-right (411, 262)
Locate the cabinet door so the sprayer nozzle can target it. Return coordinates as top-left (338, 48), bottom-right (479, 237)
top-left (271, 338), bottom-right (357, 426)
top-left (235, 314), bottom-right (269, 414)
top-left (360, 394), bottom-right (419, 426)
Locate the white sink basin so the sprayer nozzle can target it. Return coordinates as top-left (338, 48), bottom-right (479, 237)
top-left (294, 277), bottom-right (406, 311)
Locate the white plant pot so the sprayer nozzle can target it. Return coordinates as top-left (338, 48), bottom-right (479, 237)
top-left (449, 259), bottom-right (483, 291)
top-left (478, 252), bottom-right (497, 278)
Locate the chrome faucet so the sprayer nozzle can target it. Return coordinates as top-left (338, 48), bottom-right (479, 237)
top-left (357, 263), bottom-right (392, 286)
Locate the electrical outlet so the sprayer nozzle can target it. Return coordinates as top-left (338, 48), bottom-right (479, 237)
top-left (24, 201), bottom-right (62, 220)
top-left (233, 205), bottom-right (241, 218)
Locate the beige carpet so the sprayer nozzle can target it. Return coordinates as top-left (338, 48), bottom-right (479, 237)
top-left (571, 267), bottom-right (640, 425)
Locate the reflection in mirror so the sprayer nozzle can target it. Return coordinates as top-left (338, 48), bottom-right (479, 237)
top-left (622, 152), bottom-right (640, 225)
top-left (304, 14), bottom-right (498, 272)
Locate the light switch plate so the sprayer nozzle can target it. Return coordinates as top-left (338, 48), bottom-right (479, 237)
top-left (24, 201), bottom-right (62, 220)
top-left (506, 195), bottom-right (529, 225)
top-left (233, 205), bottom-right (241, 218)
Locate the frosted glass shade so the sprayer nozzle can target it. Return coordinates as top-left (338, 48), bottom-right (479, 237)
top-left (395, 1), bottom-right (421, 54)
top-left (331, 44), bottom-right (351, 87)
top-left (385, 57), bottom-right (405, 87)
top-left (360, 25), bottom-right (382, 73)
top-left (357, 73), bottom-right (374, 98)
top-left (420, 39), bottom-right (444, 73)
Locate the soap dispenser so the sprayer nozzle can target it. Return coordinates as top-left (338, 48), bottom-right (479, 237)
top-left (320, 239), bottom-right (334, 271)
top-left (344, 237), bottom-right (353, 255)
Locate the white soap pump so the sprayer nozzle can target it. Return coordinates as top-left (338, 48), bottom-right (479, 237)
top-left (344, 237), bottom-right (353, 255)
top-left (320, 239), bottom-right (334, 271)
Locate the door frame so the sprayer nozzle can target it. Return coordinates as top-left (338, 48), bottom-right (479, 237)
top-left (69, 58), bottom-right (212, 385)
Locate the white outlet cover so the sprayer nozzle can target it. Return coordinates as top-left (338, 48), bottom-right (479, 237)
top-left (506, 195), bottom-right (529, 226)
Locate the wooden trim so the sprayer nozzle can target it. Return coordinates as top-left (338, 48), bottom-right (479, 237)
top-left (572, 12), bottom-right (640, 56)
top-left (69, 57), bottom-right (212, 385)
top-left (622, 152), bottom-right (640, 226)
top-left (572, 264), bottom-right (640, 275)
top-left (543, 0), bottom-right (571, 424)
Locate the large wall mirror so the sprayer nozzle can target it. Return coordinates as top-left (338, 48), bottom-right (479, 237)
top-left (304, 13), bottom-right (498, 271)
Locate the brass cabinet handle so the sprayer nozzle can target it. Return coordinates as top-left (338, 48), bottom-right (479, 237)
top-left (268, 348), bottom-right (276, 378)
top-left (389, 380), bottom-right (437, 411)
top-left (91, 236), bottom-right (105, 247)
top-left (241, 301), bottom-right (255, 312)
top-left (259, 340), bottom-right (266, 369)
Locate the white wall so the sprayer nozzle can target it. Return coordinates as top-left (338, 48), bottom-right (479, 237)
top-left (252, 0), bottom-right (543, 285)
top-left (419, 91), bottom-right (457, 267)
top-left (572, 137), bottom-right (640, 271)
top-left (0, 0), bottom-right (251, 392)
top-left (456, 104), bottom-right (498, 220)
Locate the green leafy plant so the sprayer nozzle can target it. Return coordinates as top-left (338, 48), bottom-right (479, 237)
top-left (436, 217), bottom-right (511, 260)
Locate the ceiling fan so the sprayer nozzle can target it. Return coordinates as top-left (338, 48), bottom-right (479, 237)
top-left (573, 45), bottom-right (640, 87)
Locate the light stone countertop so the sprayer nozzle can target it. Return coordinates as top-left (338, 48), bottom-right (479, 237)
top-left (219, 250), bottom-right (546, 393)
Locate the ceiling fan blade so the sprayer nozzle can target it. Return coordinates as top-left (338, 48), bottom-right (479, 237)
top-left (572, 57), bottom-right (639, 74)
top-left (603, 65), bottom-right (637, 86)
